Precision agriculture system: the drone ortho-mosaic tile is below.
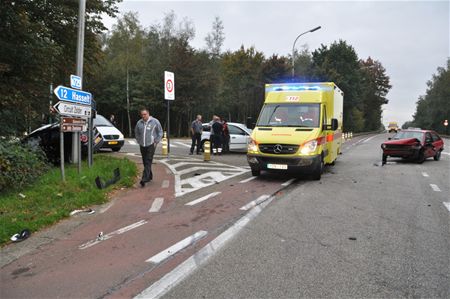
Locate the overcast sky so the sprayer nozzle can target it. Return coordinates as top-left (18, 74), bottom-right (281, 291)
top-left (103, 1), bottom-right (449, 127)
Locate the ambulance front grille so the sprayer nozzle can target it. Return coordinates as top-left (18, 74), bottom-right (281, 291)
top-left (259, 144), bottom-right (299, 154)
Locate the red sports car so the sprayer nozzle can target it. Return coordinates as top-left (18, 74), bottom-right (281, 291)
top-left (381, 129), bottom-right (444, 165)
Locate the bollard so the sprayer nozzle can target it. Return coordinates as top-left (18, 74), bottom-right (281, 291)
top-left (204, 140), bottom-right (211, 161)
top-left (161, 131), bottom-right (168, 156)
top-left (343, 132), bottom-right (346, 141)
top-left (350, 132), bottom-right (353, 139)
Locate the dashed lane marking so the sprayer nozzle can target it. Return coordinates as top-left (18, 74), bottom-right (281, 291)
top-left (422, 172), bottom-right (429, 177)
top-left (185, 192), bottom-right (221, 206)
top-left (128, 140), bottom-right (137, 145)
top-left (79, 220), bottom-right (147, 250)
top-left (430, 184), bottom-right (441, 192)
top-left (240, 194), bottom-right (271, 211)
top-left (145, 231), bottom-right (208, 264)
top-left (281, 178), bottom-right (295, 186)
top-left (362, 135), bottom-right (378, 143)
top-left (240, 176), bottom-right (257, 183)
top-left (134, 195), bottom-right (274, 299)
top-left (149, 198), bottom-right (164, 213)
top-left (441, 151), bottom-right (450, 155)
top-left (443, 202), bottom-right (450, 212)
top-left (162, 180), bottom-right (170, 188)
top-left (173, 141), bottom-right (191, 148)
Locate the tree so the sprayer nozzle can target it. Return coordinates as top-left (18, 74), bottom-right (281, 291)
top-left (310, 40), bottom-right (365, 132)
top-left (205, 16), bottom-right (225, 57)
top-left (0, 0), bottom-right (120, 136)
top-left (412, 59), bottom-right (450, 134)
top-left (359, 57), bottom-right (391, 131)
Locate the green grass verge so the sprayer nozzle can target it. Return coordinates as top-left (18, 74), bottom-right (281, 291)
top-left (0, 155), bottom-right (137, 246)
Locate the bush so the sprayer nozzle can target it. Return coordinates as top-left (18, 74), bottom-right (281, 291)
top-left (0, 138), bottom-right (50, 192)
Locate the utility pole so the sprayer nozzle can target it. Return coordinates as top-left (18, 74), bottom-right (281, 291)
top-left (73, 0), bottom-right (86, 172)
top-left (292, 26), bottom-right (321, 78)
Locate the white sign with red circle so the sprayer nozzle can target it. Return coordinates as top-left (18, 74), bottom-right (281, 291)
top-left (164, 71), bottom-right (175, 100)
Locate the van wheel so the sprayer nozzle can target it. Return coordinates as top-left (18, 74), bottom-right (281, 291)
top-left (251, 169), bottom-right (260, 176)
top-left (312, 155), bottom-right (324, 180)
top-left (433, 150), bottom-right (441, 161)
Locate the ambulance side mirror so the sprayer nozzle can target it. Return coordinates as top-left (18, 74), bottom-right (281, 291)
top-left (331, 118), bottom-right (338, 131)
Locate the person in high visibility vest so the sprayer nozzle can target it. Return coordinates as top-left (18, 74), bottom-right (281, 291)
top-left (211, 115), bottom-right (223, 155)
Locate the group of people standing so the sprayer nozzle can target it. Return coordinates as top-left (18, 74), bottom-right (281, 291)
top-left (190, 114), bottom-right (230, 155)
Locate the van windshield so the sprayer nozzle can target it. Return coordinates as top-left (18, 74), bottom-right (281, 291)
top-left (256, 104), bottom-right (320, 127)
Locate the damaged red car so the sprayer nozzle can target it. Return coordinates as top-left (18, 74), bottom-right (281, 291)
top-left (381, 129), bottom-right (444, 165)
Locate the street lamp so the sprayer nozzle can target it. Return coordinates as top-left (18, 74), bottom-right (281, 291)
top-left (292, 26), bottom-right (321, 78)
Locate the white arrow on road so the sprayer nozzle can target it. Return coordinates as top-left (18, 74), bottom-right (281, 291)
top-left (53, 101), bottom-right (91, 118)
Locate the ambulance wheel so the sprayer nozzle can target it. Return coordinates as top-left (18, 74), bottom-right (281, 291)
top-left (251, 169), bottom-right (260, 176)
top-left (312, 155), bottom-right (324, 180)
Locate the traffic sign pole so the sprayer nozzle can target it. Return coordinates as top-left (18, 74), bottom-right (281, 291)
top-left (164, 71), bottom-right (175, 155)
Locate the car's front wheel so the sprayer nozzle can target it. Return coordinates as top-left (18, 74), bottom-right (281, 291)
top-left (433, 150), bottom-right (441, 161)
top-left (417, 150), bottom-right (425, 164)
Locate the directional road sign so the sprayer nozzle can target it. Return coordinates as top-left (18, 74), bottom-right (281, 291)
top-left (54, 85), bottom-right (92, 106)
top-left (61, 117), bottom-right (87, 132)
top-left (70, 75), bottom-right (82, 90)
top-left (54, 101), bottom-right (91, 118)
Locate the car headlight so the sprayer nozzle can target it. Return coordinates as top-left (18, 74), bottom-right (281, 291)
top-left (248, 138), bottom-right (258, 152)
top-left (300, 140), bottom-right (318, 155)
top-left (381, 143), bottom-right (386, 149)
top-left (119, 133), bottom-right (124, 139)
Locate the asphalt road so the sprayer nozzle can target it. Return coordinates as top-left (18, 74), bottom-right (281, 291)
top-left (1, 134), bottom-right (449, 299)
top-left (162, 133), bottom-right (450, 299)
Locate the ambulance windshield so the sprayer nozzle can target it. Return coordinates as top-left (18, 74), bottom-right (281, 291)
top-left (257, 104), bottom-right (320, 127)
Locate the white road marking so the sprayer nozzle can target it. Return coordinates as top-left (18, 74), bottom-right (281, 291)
top-left (422, 172), bottom-right (429, 177)
top-left (441, 151), bottom-right (450, 155)
top-left (158, 159), bottom-right (247, 197)
top-left (146, 231), bottom-right (208, 264)
top-left (162, 180), bottom-right (170, 188)
top-left (79, 220), bottom-right (147, 250)
top-left (174, 141), bottom-right (191, 148)
top-left (240, 176), bottom-right (257, 183)
top-left (99, 201), bottom-right (115, 214)
top-left (126, 153), bottom-right (141, 157)
top-left (430, 184), bottom-right (441, 192)
top-left (362, 135), bottom-right (377, 143)
top-left (443, 202), bottom-right (450, 212)
top-left (240, 194), bottom-right (271, 211)
top-left (281, 178), bottom-right (295, 186)
top-left (149, 198), bottom-right (164, 213)
top-left (128, 140), bottom-right (137, 145)
top-left (134, 196), bottom-right (274, 299)
top-left (185, 192), bottom-right (221, 206)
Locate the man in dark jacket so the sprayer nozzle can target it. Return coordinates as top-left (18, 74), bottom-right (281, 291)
top-left (135, 108), bottom-right (163, 187)
top-left (190, 114), bottom-right (203, 155)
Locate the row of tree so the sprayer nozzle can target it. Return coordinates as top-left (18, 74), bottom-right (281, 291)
top-left (403, 59), bottom-right (450, 135)
top-left (1, 2), bottom-right (392, 138)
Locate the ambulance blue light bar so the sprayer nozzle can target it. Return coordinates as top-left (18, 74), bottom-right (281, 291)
top-left (265, 83), bottom-right (333, 93)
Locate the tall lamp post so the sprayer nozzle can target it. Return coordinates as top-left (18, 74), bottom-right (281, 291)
top-left (292, 26), bottom-right (321, 78)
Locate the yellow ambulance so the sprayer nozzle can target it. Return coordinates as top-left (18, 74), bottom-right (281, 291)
top-left (247, 82), bottom-right (343, 180)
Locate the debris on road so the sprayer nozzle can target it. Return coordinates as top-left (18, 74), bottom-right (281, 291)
top-left (95, 168), bottom-right (121, 189)
top-left (70, 208), bottom-right (95, 216)
top-left (18, 193), bottom-right (26, 198)
top-left (10, 229), bottom-right (31, 242)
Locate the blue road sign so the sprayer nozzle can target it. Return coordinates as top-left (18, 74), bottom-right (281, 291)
top-left (54, 85), bottom-right (92, 106)
top-left (70, 75), bottom-right (82, 89)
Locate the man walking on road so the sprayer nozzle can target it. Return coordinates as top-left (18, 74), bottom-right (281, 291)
top-left (190, 114), bottom-right (203, 155)
top-left (135, 108), bottom-right (163, 187)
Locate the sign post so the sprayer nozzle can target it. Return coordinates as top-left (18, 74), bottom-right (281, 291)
top-left (164, 71), bottom-right (175, 154)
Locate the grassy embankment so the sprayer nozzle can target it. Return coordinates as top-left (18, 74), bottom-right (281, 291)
top-left (0, 155), bottom-right (137, 246)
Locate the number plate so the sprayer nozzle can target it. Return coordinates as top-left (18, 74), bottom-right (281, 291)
top-left (108, 141), bottom-right (118, 145)
top-left (267, 164), bottom-right (288, 170)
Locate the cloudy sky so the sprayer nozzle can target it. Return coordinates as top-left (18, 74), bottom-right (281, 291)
top-left (103, 1), bottom-right (449, 127)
